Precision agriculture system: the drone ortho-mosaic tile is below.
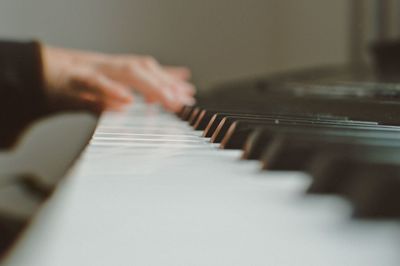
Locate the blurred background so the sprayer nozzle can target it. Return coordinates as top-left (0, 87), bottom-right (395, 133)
top-left (0, 0), bottom-right (399, 90)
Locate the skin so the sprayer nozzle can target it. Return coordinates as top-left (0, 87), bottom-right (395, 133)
top-left (41, 45), bottom-right (196, 113)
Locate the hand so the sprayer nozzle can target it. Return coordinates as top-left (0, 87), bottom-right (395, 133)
top-left (41, 45), bottom-right (196, 112)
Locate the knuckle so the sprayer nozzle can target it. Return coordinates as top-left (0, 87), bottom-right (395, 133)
top-left (90, 74), bottom-right (104, 85)
top-left (126, 63), bottom-right (137, 73)
top-left (141, 56), bottom-right (157, 67)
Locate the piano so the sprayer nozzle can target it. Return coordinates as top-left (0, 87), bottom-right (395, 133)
top-left (2, 74), bottom-right (400, 265)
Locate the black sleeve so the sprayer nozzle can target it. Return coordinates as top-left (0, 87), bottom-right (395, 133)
top-left (0, 40), bottom-right (46, 148)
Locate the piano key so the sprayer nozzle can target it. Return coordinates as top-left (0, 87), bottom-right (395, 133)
top-left (306, 148), bottom-right (400, 195)
top-left (201, 107), bottom-right (354, 138)
top-left (348, 163), bottom-right (400, 218)
top-left (259, 131), bottom-right (400, 171)
top-left (192, 109), bottom-right (249, 131)
top-left (188, 107), bottom-right (201, 126)
top-left (210, 115), bottom-right (304, 143)
top-left (242, 128), bottom-right (276, 160)
top-left (177, 105), bottom-right (189, 118)
top-left (192, 108), bottom-right (295, 131)
top-left (193, 109), bottom-right (211, 130)
top-left (305, 152), bottom-right (400, 218)
top-left (210, 114), bottom-right (380, 144)
top-left (206, 112), bottom-right (345, 140)
top-left (220, 117), bottom-right (398, 150)
top-left (178, 105), bottom-right (192, 119)
top-left (181, 106), bottom-right (195, 121)
top-left (220, 121), bottom-right (254, 149)
top-left (241, 126), bottom-right (374, 161)
top-left (203, 113), bottom-right (225, 138)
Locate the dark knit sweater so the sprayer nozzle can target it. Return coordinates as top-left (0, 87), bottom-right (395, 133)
top-left (0, 41), bottom-right (46, 148)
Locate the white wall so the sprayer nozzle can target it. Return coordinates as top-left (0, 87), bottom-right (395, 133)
top-left (0, 0), bottom-right (349, 89)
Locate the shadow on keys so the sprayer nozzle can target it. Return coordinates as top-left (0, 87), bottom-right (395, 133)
top-left (0, 110), bottom-right (99, 259)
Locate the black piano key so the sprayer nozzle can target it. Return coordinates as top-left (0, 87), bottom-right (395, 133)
top-left (210, 115), bottom-right (297, 144)
top-left (182, 106), bottom-right (196, 121)
top-left (193, 109), bottom-right (244, 131)
top-left (203, 114), bottom-right (226, 138)
top-left (202, 108), bottom-right (351, 138)
top-left (262, 137), bottom-right (335, 171)
top-left (242, 129), bottom-right (276, 160)
top-left (177, 106), bottom-right (187, 118)
top-left (192, 108), bottom-right (252, 130)
top-left (220, 121), bottom-right (255, 149)
top-left (260, 132), bottom-right (400, 171)
top-left (188, 107), bottom-right (202, 126)
top-left (260, 134), bottom-right (341, 172)
top-left (306, 148), bottom-right (400, 195)
top-left (305, 153), bottom-right (400, 218)
top-left (307, 155), bottom-right (361, 195)
top-left (212, 115), bottom-right (320, 143)
top-left (243, 126), bottom-right (359, 161)
top-left (178, 106), bottom-right (190, 119)
top-left (349, 164), bottom-right (400, 218)
top-left (210, 114), bottom-right (378, 144)
top-left (194, 109), bottom-right (243, 131)
top-left (220, 120), bottom-right (324, 150)
top-left (220, 116), bottom-right (400, 150)
top-left (211, 115), bottom-right (281, 143)
top-left (193, 110), bottom-right (210, 130)
top-left (202, 112), bottom-right (265, 138)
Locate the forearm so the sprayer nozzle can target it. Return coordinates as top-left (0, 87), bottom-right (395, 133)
top-left (0, 40), bottom-right (46, 148)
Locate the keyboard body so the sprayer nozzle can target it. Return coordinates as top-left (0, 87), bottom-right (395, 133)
top-left (3, 99), bottom-right (400, 266)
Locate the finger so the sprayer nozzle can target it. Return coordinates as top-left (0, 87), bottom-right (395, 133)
top-left (161, 87), bottom-right (186, 112)
top-left (164, 66), bottom-right (192, 80)
top-left (178, 92), bottom-right (196, 106)
top-left (148, 78), bottom-right (188, 112)
top-left (135, 73), bottom-right (182, 112)
top-left (79, 92), bottom-right (131, 111)
top-left (103, 100), bottom-right (130, 111)
top-left (106, 60), bottom-right (190, 112)
top-left (170, 83), bottom-right (196, 106)
top-left (148, 64), bottom-right (196, 104)
top-left (123, 66), bottom-right (182, 111)
top-left (152, 65), bottom-right (196, 96)
top-left (90, 75), bottom-right (133, 104)
top-left (144, 95), bottom-right (158, 104)
top-left (72, 71), bottom-right (133, 104)
top-left (171, 79), bottom-right (196, 96)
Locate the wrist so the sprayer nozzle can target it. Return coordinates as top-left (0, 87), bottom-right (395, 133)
top-left (41, 44), bottom-right (60, 90)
